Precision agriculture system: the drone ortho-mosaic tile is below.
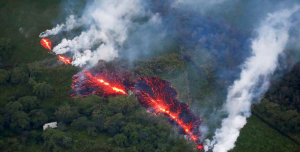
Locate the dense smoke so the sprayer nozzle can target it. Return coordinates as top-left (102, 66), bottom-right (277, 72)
top-left (40, 0), bottom-right (162, 67)
top-left (207, 6), bottom-right (300, 152)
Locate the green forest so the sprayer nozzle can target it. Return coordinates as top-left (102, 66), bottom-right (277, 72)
top-left (0, 0), bottom-right (300, 152)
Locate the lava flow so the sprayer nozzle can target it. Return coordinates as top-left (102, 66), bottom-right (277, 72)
top-left (72, 71), bottom-right (128, 97)
top-left (72, 71), bottom-right (204, 150)
top-left (40, 38), bottom-right (72, 65)
top-left (58, 55), bottom-right (72, 64)
top-left (40, 38), bottom-right (52, 50)
top-left (133, 77), bottom-right (203, 150)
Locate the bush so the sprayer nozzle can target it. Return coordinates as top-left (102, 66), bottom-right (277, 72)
top-left (10, 111), bottom-right (30, 133)
top-left (29, 130), bottom-right (42, 143)
top-left (54, 105), bottom-right (79, 124)
top-left (71, 117), bottom-right (89, 131)
top-left (42, 128), bottom-right (72, 151)
top-left (33, 82), bottom-right (53, 98)
top-left (113, 134), bottom-right (128, 147)
top-left (11, 64), bottom-right (30, 84)
top-left (0, 140), bottom-right (6, 150)
top-left (0, 69), bottom-right (10, 84)
top-left (5, 101), bottom-right (23, 114)
top-left (0, 115), bottom-right (4, 131)
top-left (29, 110), bottom-right (48, 129)
top-left (0, 38), bottom-right (12, 62)
top-left (87, 127), bottom-right (97, 137)
top-left (17, 96), bottom-right (39, 112)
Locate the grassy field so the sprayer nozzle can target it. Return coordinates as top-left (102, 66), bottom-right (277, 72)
top-left (231, 115), bottom-right (300, 152)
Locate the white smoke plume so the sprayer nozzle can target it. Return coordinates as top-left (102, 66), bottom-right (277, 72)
top-left (39, 0), bottom-right (161, 67)
top-left (39, 15), bottom-right (80, 37)
top-left (206, 6), bottom-right (300, 152)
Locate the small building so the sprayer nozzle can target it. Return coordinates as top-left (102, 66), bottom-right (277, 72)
top-left (43, 122), bottom-right (58, 130)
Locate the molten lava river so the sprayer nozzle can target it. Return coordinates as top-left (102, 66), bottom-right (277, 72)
top-left (72, 71), bottom-right (204, 150)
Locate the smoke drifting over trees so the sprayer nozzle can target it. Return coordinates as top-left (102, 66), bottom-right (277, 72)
top-left (40, 0), bottom-right (164, 67)
top-left (35, 0), bottom-right (300, 151)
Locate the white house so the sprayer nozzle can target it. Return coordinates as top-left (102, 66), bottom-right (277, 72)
top-left (43, 122), bottom-right (58, 130)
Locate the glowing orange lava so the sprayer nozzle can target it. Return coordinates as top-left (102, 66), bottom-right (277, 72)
top-left (72, 71), bottom-right (128, 97)
top-left (140, 94), bottom-right (203, 150)
top-left (58, 55), bottom-right (72, 64)
top-left (134, 77), bottom-right (203, 150)
top-left (71, 73), bottom-right (203, 150)
top-left (96, 78), bottom-right (127, 95)
top-left (40, 38), bottom-right (52, 50)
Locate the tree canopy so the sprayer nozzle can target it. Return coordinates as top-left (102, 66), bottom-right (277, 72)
top-left (33, 82), bottom-right (53, 98)
top-left (0, 38), bottom-right (12, 63)
top-left (0, 69), bottom-right (10, 84)
top-left (10, 64), bottom-right (30, 84)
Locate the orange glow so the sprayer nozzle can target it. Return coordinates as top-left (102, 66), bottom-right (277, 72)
top-left (88, 72), bottom-right (127, 95)
top-left (134, 77), bottom-right (204, 150)
top-left (197, 145), bottom-right (204, 150)
top-left (95, 78), bottom-right (127, 95)
top-left (146, 95), bottom-right (202, 149)
top-left (150, 97), bottom-right (194, 135)
top-left (71, 73), bottom-right (203, 150)
top-left (72, 71), bottom-right (128, 97)
top-left (40, 38), bottom-right (52, 50)
top-left (112, 87), bottom-right (127, 94)
top-left (58, 55), bottom-right (72, 64)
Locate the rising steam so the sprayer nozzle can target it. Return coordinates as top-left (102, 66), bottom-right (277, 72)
top-left (40, 1), bottom-right (300, 151)
top-left (207, 6), bottom-right (300, 152)
top-left (39, 0), bottom-right (161, 67)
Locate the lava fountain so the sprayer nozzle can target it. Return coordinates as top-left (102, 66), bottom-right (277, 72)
top-left (40, 38), bottom-right (52, 50)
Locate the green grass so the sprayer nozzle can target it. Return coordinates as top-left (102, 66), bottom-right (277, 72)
top-left (231, 115), bottom-right (300, 152)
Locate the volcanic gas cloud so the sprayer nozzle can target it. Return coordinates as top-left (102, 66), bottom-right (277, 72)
top-left (72, 71), bottom-right (204, 150)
